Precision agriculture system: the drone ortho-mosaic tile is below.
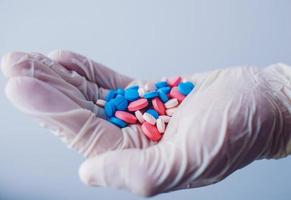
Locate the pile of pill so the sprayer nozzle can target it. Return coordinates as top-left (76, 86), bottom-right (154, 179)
top-left (95, 76), bottom-right (195, 142)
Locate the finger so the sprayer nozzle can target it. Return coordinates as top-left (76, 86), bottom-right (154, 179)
top-left (32, 52), bottom-right (111, 101)
top-left (48, 50), bottom-right (133, 89)
top-left (1, 51), bottom-right (30, 78)
top-left (5, 77), bottom-right (152, 157)
top-left (5, 77), bottom-right (118, 156)
top-left (184, 71), bottom-right (210, 84)
top-left (1, 52), bottom-right (104, 115)
top-left (78, 141), bottom-right (179, 197)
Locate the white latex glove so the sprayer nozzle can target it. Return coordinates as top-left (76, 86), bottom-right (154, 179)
top-left (1, 50), bottom-right (154, 157)
top-left (1, 50), bottom-right (291, 197)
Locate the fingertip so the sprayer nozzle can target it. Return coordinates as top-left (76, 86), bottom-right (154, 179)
top-left (48, 49), bottom-right (86, 76)
top-left (79, 158), bottom-right (97, 186)
top-left (48, 49), bottom-right (77, 62)
top-left (77, 148), bottom-right (159, 197)
top-left (5, 76), bottom-right (20, 102)
top-left (79, 156), bottom-right (110, 187)
top-left (1, 52), bottom-right (29, 77)
top-left (4, 77), bottom-right (46, 113)
top-left (5, 76), bottom-right (80, 114)
top-left (47, 49), bottom-right (63, 60)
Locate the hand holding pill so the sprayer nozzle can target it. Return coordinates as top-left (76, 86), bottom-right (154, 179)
top-left (2, 51), bottom-right (290, 197)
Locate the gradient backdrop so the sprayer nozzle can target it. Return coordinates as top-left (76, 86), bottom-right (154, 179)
top-left (0, 0), bottom-right (290, 199)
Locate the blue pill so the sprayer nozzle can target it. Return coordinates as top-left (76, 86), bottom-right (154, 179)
top-left (116, 88), bottom-right (125, 95)
top-left (113, 95), bottom-right (128, 110)
top-left (124, 89), bottom-right (139, 101)
top-left (105, 89), bottom-right (116, 101)
top-left (104, 101), bottom-right (116, 117)
top-left (158, 86), bottom-right (171, 94)
top-left (109, 117), bottom-right (127, 128)
top-left (144, 91), bottom-right (159, 99)
top-left (158, 90), bottom-right (169, 103)
top-left (178, 82), bottom-right (195, 95)
top-left (126, 85), bottom-right (139, 90)
top-left (146, 109), bottom-right (159, 119)
top-left (155, 81), bottom-right (168, 89)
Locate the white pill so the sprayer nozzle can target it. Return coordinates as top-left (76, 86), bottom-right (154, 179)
top-left (182, 78), bottom-right (189, 83)
top-left (159, 115), bottom-right (171, 123)
top-left (144, 82), bottom-right (156, 91)
top-left (166, 107), bottom-right (178, 116)
top-left (156, 118), bottom-right (165, 133)
top-left (96, 99), bottom-right (106, 107)
top-left (138, 88), bottom-right (145, 97)
top-left (161, 77), bottom-right (167, 81)
top-left (143, 112), bottom-right (156, 125)
top-left (135, 110), bottom-right (144, 123)
top-left (164, 98), bottom-right (178, 109)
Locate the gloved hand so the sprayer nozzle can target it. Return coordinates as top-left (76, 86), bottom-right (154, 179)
top-left (1, 50), bottom-right (291, 197)
top-left (1, 50), bottom-right (155, 157)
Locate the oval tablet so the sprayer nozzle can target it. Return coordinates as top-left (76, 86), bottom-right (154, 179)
top-left (126, 85), bottom-right (139, 90)
top-left (105, 89), bottom-right (116, 101)
top-left (104, 101), bottom-right (116, 117)
top-left (135, 110), bottom-right (144, 123)
top-left (115, 111), bottom-right (137, 124)
top-left (161, 77), bottom-right (167, 81)
top-left (143, 112), bottom-right (157, 125)
top-left (155, 81), bottom-right (168, 89)
top-left (178, 81), bottom-right (195, 95)
top-left (152, 98), bottom-right (166, 115)
top-left (112, 95), bottom-right (128, 110)
top-left (158, 90), bottom-right (169, 103)
top-left (146, 109), bottom-right (159, 119)
top-left (109, 116), bottom-right (127, 128)
top-left (95, 99), bottom-right (106, 107)
top-left (144, 82), bottom-right (156, 91)
top-left (156, 118), bottom-right (165, 133)
top-left (164, 98), bottom-right (178, 109)
top-left (116, 88), bottom-right (125, 95)
top-left (167, 76), bottom-right (182, 87)
top-left (166, 107), bottom-right (178, 116)
top-left (158, 86), bottom-right (171, 94)
top-left (138, 87), bottom-right (145, 97)
top-left (144, 91), bottom-right (159, 99)
top-left (170, 87), bottom-right (186, 102)
top-left (159, 115), bottom-right (171, 123)
top-left (124, 89), bottom-right (139, 101)
top-left (141, 122), bottom-right (162, 141)
top-left (128, 98), bottom-right (148, 111)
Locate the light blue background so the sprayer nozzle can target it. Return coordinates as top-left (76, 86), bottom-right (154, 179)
top-left (0, 0), bottom-right (290, 199)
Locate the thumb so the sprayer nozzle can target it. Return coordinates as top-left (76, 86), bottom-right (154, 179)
top-left (79, 141), bottom-right (180, 197)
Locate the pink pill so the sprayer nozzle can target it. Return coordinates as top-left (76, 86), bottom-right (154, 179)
top-left (141, 122), bottom-right (162, 142)
top-left (167, 76), bottom-right (182, 87)
top-left (115, 111), bottom-right (137, 124)
top-left (128, 98), bottom-right (148, 111)
top-left (170, 87), bottom-right (185, 102)
top-left (152, 97), bottom-right (166, 115)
